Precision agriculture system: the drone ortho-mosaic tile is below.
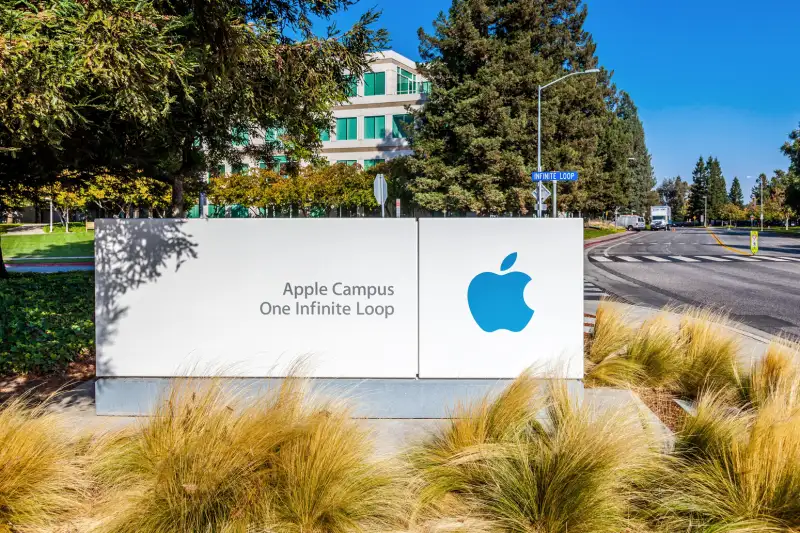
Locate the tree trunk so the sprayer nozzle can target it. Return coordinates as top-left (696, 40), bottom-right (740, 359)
top-left (0, 236), bottom-right (7, 280)
top-left (66, 208), bottom-right (69, 232)
top-left (171, 175), bottom-right (185, 217)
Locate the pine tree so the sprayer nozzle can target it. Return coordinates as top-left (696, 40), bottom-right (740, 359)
top-left (729, 176), bottom-right (744, 207)
top-left (617, 93), bottom-right (655, 214)
top-left (687, 156), bottom-right (708, 221)
top-left (407, 0), bottom-right (650, 215)
top-left (706, 156), bottom-right (728, 219)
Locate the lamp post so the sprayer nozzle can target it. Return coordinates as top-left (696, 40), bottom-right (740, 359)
top-left (537, 68), bottom-right (600, 217)
top-left (704, 195), bottom-right (707, 227)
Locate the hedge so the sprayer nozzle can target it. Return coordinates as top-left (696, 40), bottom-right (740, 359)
top-left (0, 272), bottom-right (94, 374)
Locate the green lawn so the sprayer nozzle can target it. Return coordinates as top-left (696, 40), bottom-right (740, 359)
top-left (43, 222), bottom-right (89, 233)
top-left (583, 227), bottom-right (623, 240)
top-left (1, 232), bottom-right (94, 259)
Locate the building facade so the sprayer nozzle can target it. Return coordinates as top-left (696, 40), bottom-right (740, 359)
top-left (217, 50), bottom-right (428, 174)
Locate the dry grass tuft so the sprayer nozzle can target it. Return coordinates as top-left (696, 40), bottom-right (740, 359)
top-left (659, 389), bottom-right (800, 532)
top-left (408, 376), bottom-right (661, 533)
top-left (90, 378), bottom-right (405, 533)
top-left (0, 396), bottom-right (84, 533)
top-left (676, 307), bottom-right (741, 399)
top-left (735, 338), bottom-right (800, 410)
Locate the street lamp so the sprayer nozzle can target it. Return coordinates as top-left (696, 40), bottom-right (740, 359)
top-left (537, 68), bottom-right (600, 217)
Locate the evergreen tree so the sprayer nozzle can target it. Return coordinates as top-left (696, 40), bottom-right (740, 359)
top-left (618, 93), bottom-right (655, 214)
top-left (407, 0), bottom-right (650, 215)
top-left (729, 176), bottom-right (744, 207)
top-left (706, 156), bottom-right (728, 219)
top-left (781, 123), bottom-right (800, 213)
top-left (687, 156), bottom-right (708, 221)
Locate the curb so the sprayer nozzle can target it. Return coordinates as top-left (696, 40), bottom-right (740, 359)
top-left (583, 231), bottom-right (635, 249)
top-left (5, 262), bottom-right (94, 268)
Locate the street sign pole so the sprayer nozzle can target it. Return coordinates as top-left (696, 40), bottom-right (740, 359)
top-left (373, 174), bottom-right (388, 218)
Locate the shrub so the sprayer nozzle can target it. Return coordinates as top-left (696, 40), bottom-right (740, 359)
top-left (0, 397), bottom-right (84, 532)
top-left (734, 338), bottom-right (800, 410)
top-left (409, 376), bottom-right (661, 533)
top-left (676, 308), bottom-right (741, 399)
top-left (0, 272), bottom-right (94, 374)
top-left (659, 391), bottom-right (800, 532)
top-left (585, 304), bottom-right (638, 386)
top-left (626, 314), bottom-right (683, 388)
top-left (91, 378), bottom-right (404, 533)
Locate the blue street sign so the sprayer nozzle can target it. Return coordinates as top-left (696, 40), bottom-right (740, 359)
top-left (531, 171), bottom-right (579, 182)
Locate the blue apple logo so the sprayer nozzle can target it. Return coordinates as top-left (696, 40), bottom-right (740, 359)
top-left (467, 252), bottom-right (534, 333)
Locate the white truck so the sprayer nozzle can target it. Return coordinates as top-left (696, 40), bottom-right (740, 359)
top-left (650, 205), bottom-right (671, 230)
top-left (616, 214), bottom-right (646, 231)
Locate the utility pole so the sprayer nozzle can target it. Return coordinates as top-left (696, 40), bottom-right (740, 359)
top-left (704, 195), bottom-right (707, 227)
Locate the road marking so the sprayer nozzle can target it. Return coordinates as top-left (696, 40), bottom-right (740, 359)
top-left (756, 256), bottom-right (789, 262)
top-left (778, 256), bottom-right (800, 262)
top-left (590, 256), bottom-right (613, 262)
top-left (669, 256), bottom-right (700, 262)
top-left (723, 255), bottom-right (760, 262)
top-left (695, 256), bottom-right (731, 262)
top-left (642, 255), bottom-right (670, 262)
top-left (617, 256), bottom-right (642, 262)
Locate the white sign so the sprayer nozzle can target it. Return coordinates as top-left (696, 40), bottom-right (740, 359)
top-left (418, 218), bottom-right (583, 378)
top-left (95, 219), bottom-right (418, 378)
top-left (373, 174), bottom-right (387, 217)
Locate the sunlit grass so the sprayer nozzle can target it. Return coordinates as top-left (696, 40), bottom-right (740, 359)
top-left (0, 397), bottom-right (84, 532)
top-left (90, 378), bottom-right (405, 533)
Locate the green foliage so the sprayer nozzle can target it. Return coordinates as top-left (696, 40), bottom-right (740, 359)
top-left (657, 176), bottom-right (690, 221)
top-left (706, 157), bottom-right (728, 219)
top-left (407, 0), bottom-right (653, 215)
top-left (688, 157), bottom-right (707, 222)
top-left (729, 176), bottom-right (744, 207)
top-left (0, 272), bottom-right (94, 374)
top-left (43, 222), bottom-right (87, 233)
top-left (1, 0), bottom-right (387, 214)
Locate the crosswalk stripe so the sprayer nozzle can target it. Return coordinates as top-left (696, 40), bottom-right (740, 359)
top-left (723, 255), bottom-right (760, 262)
top-left (669, 256), bottom-right (700, 262)
top-left (695, 256), bottom-right (731, 262)
top-left (756, 256), bottom-right (789, 262)
top-left (779, 256), bottom-right (800, 262)
top-left (617, 256), bottom-right (641, 262)
top-left (642, 255), bottom-right (670, 262)
top-left (591, 256), bottom-right (613, 262)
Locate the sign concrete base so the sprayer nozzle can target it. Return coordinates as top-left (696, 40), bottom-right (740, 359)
top-left (95, 377), bottom-right (584, 418)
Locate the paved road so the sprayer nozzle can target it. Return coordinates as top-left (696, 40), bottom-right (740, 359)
top-left (585, 227), bottom-right (800, 337)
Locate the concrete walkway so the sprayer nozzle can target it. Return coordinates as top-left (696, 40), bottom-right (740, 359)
top-left (2, 223), bottom-right (46, 235)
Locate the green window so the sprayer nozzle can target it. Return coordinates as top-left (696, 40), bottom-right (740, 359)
top-left (264, 128), bottom-right (285, 142)
top-left (337, 160), bottom-right (357, 166)
top-left (336, 118), bottom-right (357, 140)
top-left (364, 116), bottom-right (386, 139)
top-left (231, 204), bottom-right (249, 218)
top-left (420, 81), bottom-right (432, 94)
top-left (259, 160), bottom-right (267, 169)
top-left (397, 67), bottom-right (416, 94)
top-left (346, 75), bottom-right (358, 97)
top-left (363, 158), bottom-right (385, 170)
top-left (320, 129), bottom-right (330, 142)
top-left (232, 163), bottom-right (249, 174)
top-left (187, 204), bottom-right (200, 218)
top-left (272, 155), bottom-right (287, 173)
top-left (363, 71), bottom-right (386, 96)
top-left (232, 128), bottom-right (249, 146)
top-left (207, 205), bottom-right (224, 218)
top-left (213, 164), bottom-right (226, 176)
top-left (392, 114), bottom-right (413, 138)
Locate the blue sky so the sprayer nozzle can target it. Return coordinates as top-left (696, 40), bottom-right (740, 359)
top-left (328, 0), bottom-right (800, 189)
